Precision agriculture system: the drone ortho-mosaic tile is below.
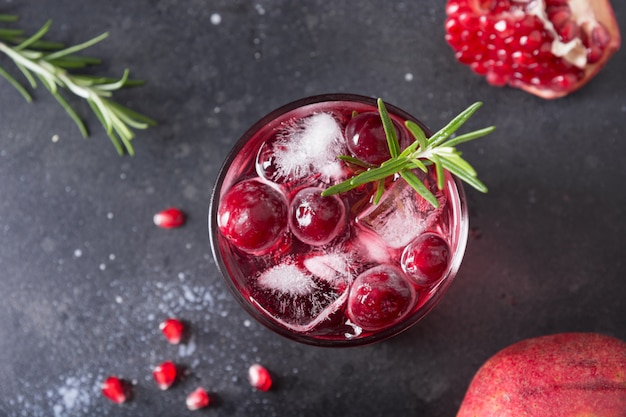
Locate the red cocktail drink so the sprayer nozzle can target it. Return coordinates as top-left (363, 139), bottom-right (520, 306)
top-left (210, 94), bottom-right (469, 346)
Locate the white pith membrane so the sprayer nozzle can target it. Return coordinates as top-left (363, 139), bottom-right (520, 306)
top-left (525, 0), bottom-right (596, 68)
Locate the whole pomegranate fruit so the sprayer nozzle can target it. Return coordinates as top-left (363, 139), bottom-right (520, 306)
top-left (457, 332), bottom-right (626, 417)
top-left (445, 0), bottom-right (621, 98)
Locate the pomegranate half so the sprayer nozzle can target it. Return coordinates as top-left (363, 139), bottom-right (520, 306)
top-left (444, 0), bottom-right (621, 99)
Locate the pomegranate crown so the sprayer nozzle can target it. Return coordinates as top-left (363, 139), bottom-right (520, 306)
top-left (322, 99), bottom-right (495, 207)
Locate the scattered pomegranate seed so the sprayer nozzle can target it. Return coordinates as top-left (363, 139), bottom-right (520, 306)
top-left (153, 207), bottom-right (186, 228)
top-left (101, 376), bottom-right (129, 404)
top-left (159, 318), bottom-right (185, 344)
top-left (248, 364), bottom-right (272, 391)
top-left (152, 361), bottom-right (177, 390)
top-left (186, 387), bottom-right (211, 411)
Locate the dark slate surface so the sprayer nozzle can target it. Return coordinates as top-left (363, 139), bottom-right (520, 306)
top-left (1, 1), bottom-right (625, 416)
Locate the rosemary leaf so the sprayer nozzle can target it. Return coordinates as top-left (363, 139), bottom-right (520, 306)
top-left (404, 120), bottom-right (427, 152)
top-left (43, 32), bottom-right (108, 62)
top-left (337, 154), bottom-right (373, 169)
top-left (0, 65), bottom-right (32, 101)
top-left (50, 90), bottom-right (89, 137)
top-left (15, 61), bottom-right (37, 88)
top-left (443, 126), bottom-right (496, 148)
top-left (377, 98), bottom-right (400, 158)
top-left (349, 157), bottom-right (409, 187)
top-left (48, 55), bottom-right (102, 69)
top-left (321, 99), bottom-right (494, 207)
top-left (439, 157), bottom-right (487, 193)
top-left (94, 69), bottom-right (129, 91)
top-left (0, 28), bottom-right (23, 39)
top-left (428, 102), bottom-right (483, 148)
top-left (430, 153), bottom-right (445, 191)
top-left (0, 14), bottom-right (19, 23)
top-left (373, 180), bottom-right (385, 205)
top-left (14, 19), bottom-right (51, 51)
top-left (107, 101), bottom-right (156, 126)
top-left (320, 179), bottom-right (360, 197)
top-left (399, 170), bottom-right (439, 208)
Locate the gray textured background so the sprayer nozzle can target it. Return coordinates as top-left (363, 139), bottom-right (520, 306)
top-left (1, 1), bottom-right (625, 416)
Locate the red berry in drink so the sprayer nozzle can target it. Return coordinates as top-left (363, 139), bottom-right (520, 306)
top-left (345, 112), bottom-right (406, 165)
top-left (217, 179), bottom-right (288, 254)
top-left (101, 376), bottom-right (129, 404)
top-left (248, 363), bottom-right (273, 391)
top-left (347, 265), bottom-right (416, 331)
top-left (152, 361), bottom-right (177, 390)
top-left (186, 387), bottom-right (211, 410)
top-left (401, 233), bottom-right (450, 286)
top-left (159, 318), bottom-right (185, 344)
top-left (289, 187), bottom-right (346, 246)
top-left (153, 207), bottom-right (186, 228)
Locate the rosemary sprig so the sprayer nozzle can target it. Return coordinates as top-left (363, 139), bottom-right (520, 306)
top-left (0, 14), bottom-right (155, 155)
top-left (321, 98), bottom-right (495, 208)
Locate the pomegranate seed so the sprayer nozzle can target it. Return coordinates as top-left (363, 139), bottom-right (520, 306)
top-left (101, 376), bottom-right (128, 404)
top-left (153, 207), bottom-right (186, 228)
top-left (401, 233), bottom-right (451, 286)
top-left (476, 0), bottom-right (498, 12)
top-left (470, 61), bottom-right (489, 75)
top-left (493, 18), bottom-right (515, 38)
top-left (217, 179), bottom-right (288, 254)
top-left (153, 361), bottom-right (177, 390)
top-left (519, 30), bottom-right (543, 51)
top-left (186, 387), bottom-right (210, 410)
top-left (590, 24), bottom-right (611, 48)
top-left (347, 265), bottom-right (416, 331)
top-left (556, 20), bottom-right (580, 43)
top-left (458, 12), bottom-right (479, 29)
top-left (446, 0), bottom-right (463, 15)
top-left (248, 364), bottom-right (273, 391)
top-left (550, 73), bottom-right (579, 91)
top-left (289, 187), bottom-right (346, 246)
top-left (159, 318), bottom-right (185, 344)
top-left (486, 71), bottom-right (509, 86)
top-left (547, 5), bottom-right (572, 28)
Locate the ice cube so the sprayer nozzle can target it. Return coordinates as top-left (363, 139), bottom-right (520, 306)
top-left (252, 260), bottom-right (349, 333)
top-left (303, 252), bottom-right (352, 286)
top-left (271, 112), bottom-right (346, 183)
top-left (257, 263), bottom-right (317, 296)
top-left (356, 179), bottom-right (444, 249)
top-left (353, 228), bottom-right (394, 265)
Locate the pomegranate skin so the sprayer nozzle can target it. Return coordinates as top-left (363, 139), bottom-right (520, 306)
top-left (457, 333), bottom-right (626, 417)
